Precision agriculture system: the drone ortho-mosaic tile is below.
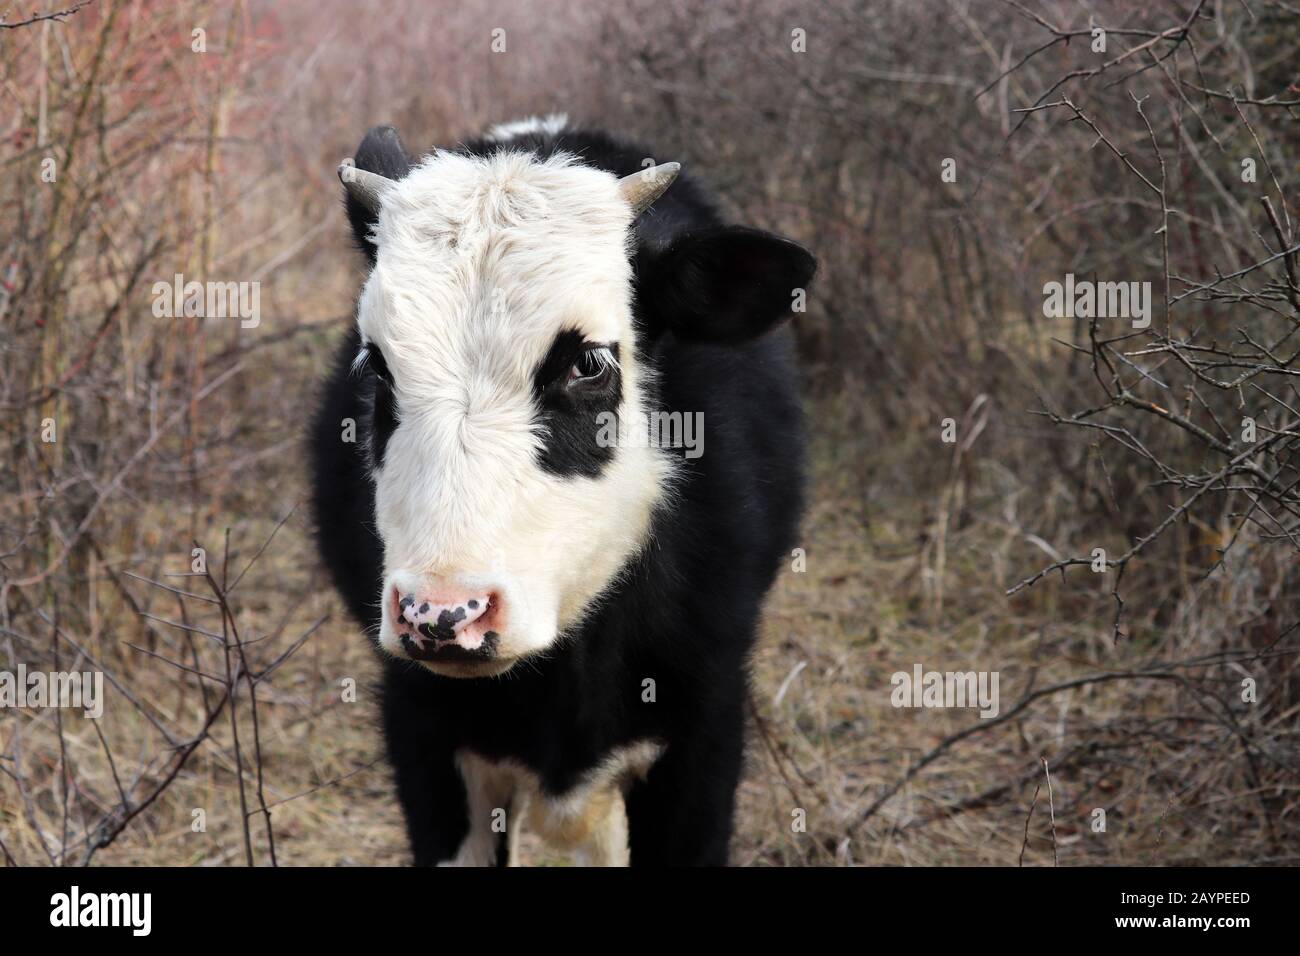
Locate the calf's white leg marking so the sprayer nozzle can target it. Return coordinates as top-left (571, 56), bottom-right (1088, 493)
top-left (445, 740), bottom-right (664, 866)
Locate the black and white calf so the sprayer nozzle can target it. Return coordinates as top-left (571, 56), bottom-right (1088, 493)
top-left (310, 115), bottom-right (815, 865)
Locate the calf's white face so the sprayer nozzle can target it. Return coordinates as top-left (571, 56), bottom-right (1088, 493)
top-left (350, 150), bottom-right (672, 677)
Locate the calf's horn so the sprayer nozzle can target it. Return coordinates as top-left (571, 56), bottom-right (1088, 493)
top-left (617, 162), bottom-right (680, 217)
top-left (338, 158), bottom-right (394, 214)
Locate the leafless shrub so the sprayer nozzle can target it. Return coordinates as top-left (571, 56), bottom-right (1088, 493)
top-left (3, 0), bottom-right (1297, 866)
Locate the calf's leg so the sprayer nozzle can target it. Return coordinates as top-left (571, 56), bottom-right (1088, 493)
top-left (625, 692), bottom-right (745, 866)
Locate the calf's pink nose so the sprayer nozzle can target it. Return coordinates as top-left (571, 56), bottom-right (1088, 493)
top-left (396, 592), bottom-right (490, 635)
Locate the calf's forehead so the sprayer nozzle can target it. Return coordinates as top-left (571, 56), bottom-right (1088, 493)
top-left (358, 150), bottom-right (635, 375)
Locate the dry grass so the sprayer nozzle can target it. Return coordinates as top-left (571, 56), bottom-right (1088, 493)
top-left (8, 388), bottom-right (1291, 867)
top-left (3, 0), bottom-right (1298, 867)
top-left (741, 403), bottom-right (1297, 866)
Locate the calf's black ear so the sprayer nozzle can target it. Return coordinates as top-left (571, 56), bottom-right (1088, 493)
top-left (637, 226), bottom-right (817, 344)
top-left (345, 125), bottom-right (411, 264)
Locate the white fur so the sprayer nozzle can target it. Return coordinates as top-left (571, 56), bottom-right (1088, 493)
top-left (484, 113), bottom-right (569, 142)
top-left (355, 146), bottom-right (674, 676)
top-left (442, 741), bottom-right (665, 866)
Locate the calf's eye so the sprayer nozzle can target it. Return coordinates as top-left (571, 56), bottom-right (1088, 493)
top-left (567, 347), bottom-right (615, 390)
top-left (361, 344), bottom-right (398, 464)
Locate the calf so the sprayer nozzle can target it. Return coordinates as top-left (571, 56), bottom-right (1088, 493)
top-left (310, 115), bottom-right (815, 865)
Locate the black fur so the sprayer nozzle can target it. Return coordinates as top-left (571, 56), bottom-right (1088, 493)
top-left (360, 345), bottom-right (399, 467)
top-left (311, 122), bottom-right (813, 866)
top-left (345, 125), bottom-right (411, 264)
top-left (533, 331), bottom-right (621, 478)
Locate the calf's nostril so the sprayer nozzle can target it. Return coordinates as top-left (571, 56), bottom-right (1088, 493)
top-left (393, 588), bottom-right (494, 644)
top-left (418, 621), bottom-right (454, 642)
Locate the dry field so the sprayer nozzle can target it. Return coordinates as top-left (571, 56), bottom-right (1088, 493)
top-left (3, 0), bottom-right (1297, 867)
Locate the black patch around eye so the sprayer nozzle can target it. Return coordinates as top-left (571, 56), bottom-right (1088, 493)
top-left (366, 344), bottom-right (392, 384)
top-left (532, 330), bottom-right (588, 391)
top-left (532, 329), bottom-right (622, 478)
top-left (364, 345), bottom-right (398, 467)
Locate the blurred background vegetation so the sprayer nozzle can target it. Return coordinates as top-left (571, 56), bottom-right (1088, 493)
top-left (2, 0), bottom-right (1298, 865)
